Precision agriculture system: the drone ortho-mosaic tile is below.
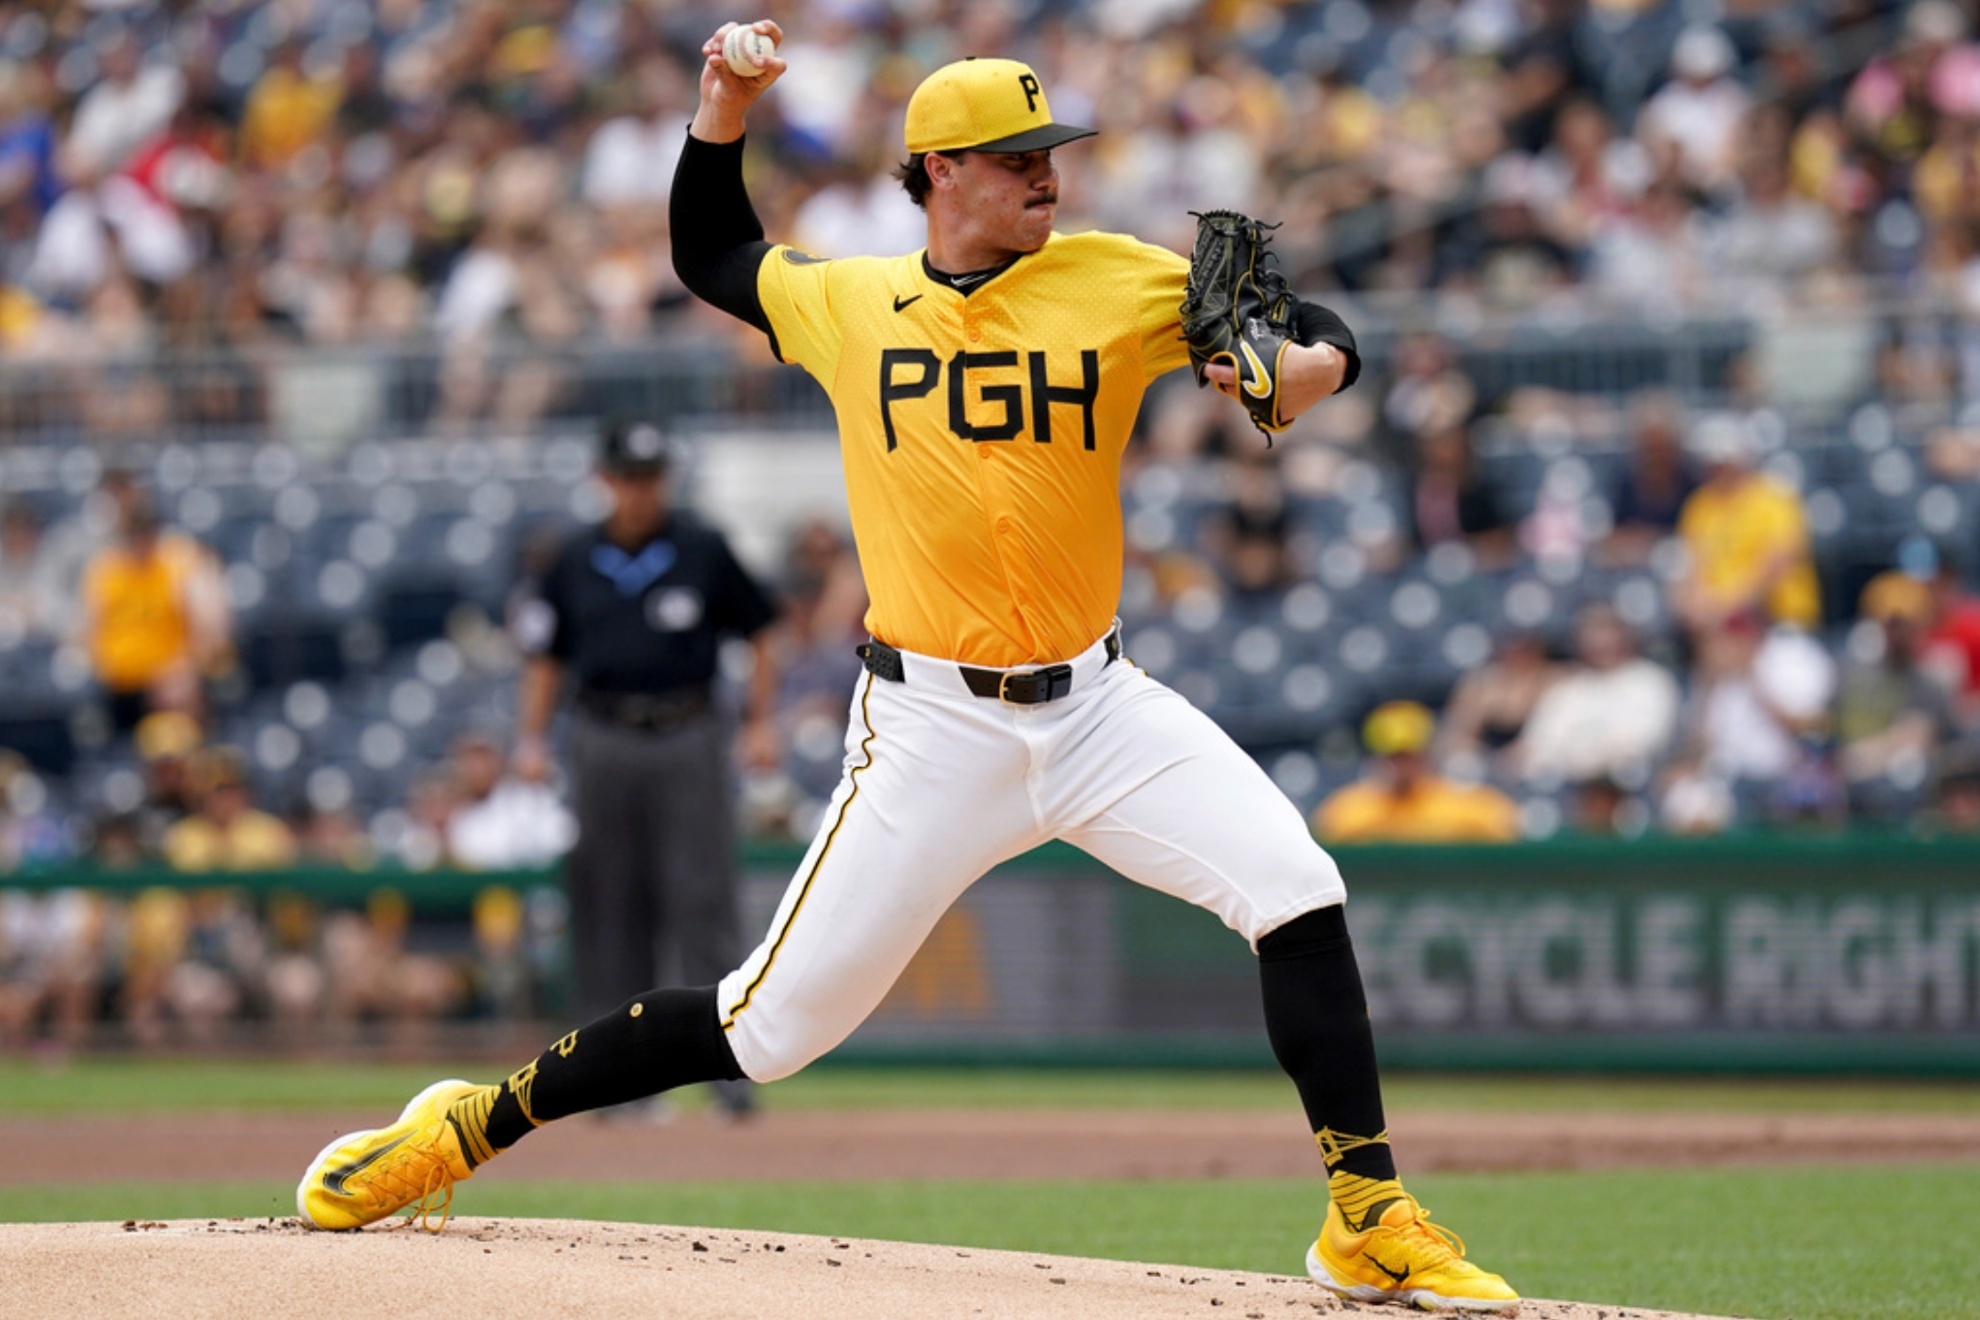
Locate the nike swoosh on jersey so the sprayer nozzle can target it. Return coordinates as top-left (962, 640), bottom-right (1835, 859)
top-left (892, 294), bottom-right (923, 313)
top-left (322, 1133), bottom-right (412, 1196)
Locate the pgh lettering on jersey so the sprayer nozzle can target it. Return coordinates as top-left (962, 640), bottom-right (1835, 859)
top-left (876, 347), bottom-right (1099, 450)
top-left (758, 232), bottom-right (1193, 669)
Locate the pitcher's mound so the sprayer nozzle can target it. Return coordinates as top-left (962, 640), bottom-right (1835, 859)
top-left (0, 1217), bottom-right (1730, 1320)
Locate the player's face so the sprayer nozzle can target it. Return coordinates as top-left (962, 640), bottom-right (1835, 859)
top-left (955, 149), bottom-right (1059, 254)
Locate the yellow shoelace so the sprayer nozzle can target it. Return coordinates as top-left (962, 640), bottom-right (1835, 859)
top-left (411, 1159), bottom-right (455, 1233)
top-left (1388, 1204), bottom-right (1468, 1268)
top-left (358, 1136), bottom-right (457, 1233)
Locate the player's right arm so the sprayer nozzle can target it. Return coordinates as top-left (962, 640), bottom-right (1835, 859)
top-left (674, 21), bottom-right (847, 383)
top-left (671, 21), bottom-right (786, 332)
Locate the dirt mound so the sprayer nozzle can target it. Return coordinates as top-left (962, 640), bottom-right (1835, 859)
top-left (3, 1217), bottom-right (1728, 1320)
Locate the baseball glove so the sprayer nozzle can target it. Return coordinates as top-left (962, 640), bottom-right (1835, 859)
top-left (1179, 209), bottom-right (1299, 439)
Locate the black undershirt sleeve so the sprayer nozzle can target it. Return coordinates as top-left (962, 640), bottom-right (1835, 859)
top-left (670, 132), bottom-right (773, 334)
top-left (1292, 298), bottom-right (1363, 394)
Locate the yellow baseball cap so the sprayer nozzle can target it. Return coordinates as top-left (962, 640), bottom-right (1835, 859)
top-left (905, 58), bottom-right (1095, 155)
top-left (1362, 701), bottom-right (1437, 757)
top-left (1860, 570), bottom-right (1933, 625)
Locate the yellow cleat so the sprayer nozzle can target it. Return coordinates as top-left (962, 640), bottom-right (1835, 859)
top-left (1307, 1193), bottom-right (1520, 1313)
top-left (297, 1079), bottom-right (485, 1231)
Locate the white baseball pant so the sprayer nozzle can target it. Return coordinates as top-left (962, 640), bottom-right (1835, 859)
top-left (716, 628), bottom-right (1348, 1082)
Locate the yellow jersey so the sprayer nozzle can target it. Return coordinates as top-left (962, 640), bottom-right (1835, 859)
top-left (1677, 474), bottom-right (1821, 628)
top-left (83, 533), bottom-right (204, 693)
top-left (241, 67), bottom-right (342, 168)
top-left (1312, 777), bottom-right (1522, 845)
top-left (757, 231), bottom-right (1192, 667)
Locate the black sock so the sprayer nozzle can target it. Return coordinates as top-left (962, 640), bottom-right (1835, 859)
top-left (1257, 904), bottom-right (1397, 1183)
top-left (472, 986), bottom-right (744, 1154)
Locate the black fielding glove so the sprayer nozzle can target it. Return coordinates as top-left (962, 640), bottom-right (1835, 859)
top-left (1179, 209), bottom-right (1300, 439)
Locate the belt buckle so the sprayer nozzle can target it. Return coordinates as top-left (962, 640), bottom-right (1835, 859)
top-left (999, 663), bottom-right (1073, 704)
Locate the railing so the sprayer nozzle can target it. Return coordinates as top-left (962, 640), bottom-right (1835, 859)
top-left (1, 295), bottom-right (1962, 448)
top-left (0, 334), bottom-right (835, 449)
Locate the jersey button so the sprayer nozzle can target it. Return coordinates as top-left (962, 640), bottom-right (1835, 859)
top-left (968, 328), bottom-right (982, 343)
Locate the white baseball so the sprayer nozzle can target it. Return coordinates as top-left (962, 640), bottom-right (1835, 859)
top-left (722, 25), bottom-right (776, 77)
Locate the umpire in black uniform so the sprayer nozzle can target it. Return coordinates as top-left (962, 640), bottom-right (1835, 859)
top-left (513, 419), bottom-right (779, 1116)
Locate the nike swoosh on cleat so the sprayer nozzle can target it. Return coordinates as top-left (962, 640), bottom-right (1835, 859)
top-left (892, 294), bottom-right (923, 313)
top-left (322, 1134), bottom-right (411, 1197)
top-left (1368, 1255), bottom-right (1411, 1285)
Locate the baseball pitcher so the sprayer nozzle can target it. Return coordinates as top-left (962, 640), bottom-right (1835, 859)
top-left (298, 23), bottom-right (1517, 1312)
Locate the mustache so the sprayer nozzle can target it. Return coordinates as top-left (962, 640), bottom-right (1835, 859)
top-left (1027, 190), bottom-right (1059, 208)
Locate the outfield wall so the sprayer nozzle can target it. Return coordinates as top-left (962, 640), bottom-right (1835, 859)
top-left (10, 836), bottom-right (1980, 1074)
top-left (761, 837), bottom-right (1980, 1076)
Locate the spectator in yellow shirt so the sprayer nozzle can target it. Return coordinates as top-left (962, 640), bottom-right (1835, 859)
top-left (80, 489), bottom-right (231, 732)
top-left (163, 748), bottom-right (297, 873)
top-left (239, 41), bottom-right (342, 169)
top-left (1672, 415), bottom-right (1821, 633)
top-left (1313, 701), bottom-right (1522, 844)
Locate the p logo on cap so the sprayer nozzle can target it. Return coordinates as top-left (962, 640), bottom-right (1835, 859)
top-left (904, 58), bottom-right (1096, 155)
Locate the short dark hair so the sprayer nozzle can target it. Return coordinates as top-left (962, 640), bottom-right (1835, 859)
top-left (895, 152), bottom-right (940, 208)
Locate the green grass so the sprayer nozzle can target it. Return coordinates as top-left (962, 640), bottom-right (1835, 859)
top-left (4, 1058), bottom-right (1979, 1115)
top-left (4, 1166), bottom-right (1977, 1319)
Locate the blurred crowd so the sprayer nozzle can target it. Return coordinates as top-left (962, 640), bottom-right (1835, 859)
top-left (0, 462), bottom-right (581, 1046)
top-left (2, 0), bottom-right (1978, 400)
top-left (0, 710), bottom-right (576, 1050)
top-left (0, 866), bottom-right (568, 1052)
top-left (1141, 377), bottom-right (1980, 843)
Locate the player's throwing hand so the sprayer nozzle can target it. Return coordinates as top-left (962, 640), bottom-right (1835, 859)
top-left (700, 21), bottom-right (784, 96)
top-left (696, 20), bottom-right (786, 131)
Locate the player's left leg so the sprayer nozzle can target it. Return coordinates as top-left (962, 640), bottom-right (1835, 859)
top-left (1049, 664), bottom-right (1517, 1313)
top-left (294, 984), bottom-right (739, 1231)
top-left (299, 667), bottom-right (1045, 1231)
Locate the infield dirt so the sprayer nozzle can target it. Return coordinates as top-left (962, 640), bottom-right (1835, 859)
top-left (2, 1216), bottom-right (1735, 1320)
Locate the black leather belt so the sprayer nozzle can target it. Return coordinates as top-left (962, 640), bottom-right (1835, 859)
top-left (857, 628), bottom-right (1122, 705)
top-left (577, 685), bottom-right (714, 731)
